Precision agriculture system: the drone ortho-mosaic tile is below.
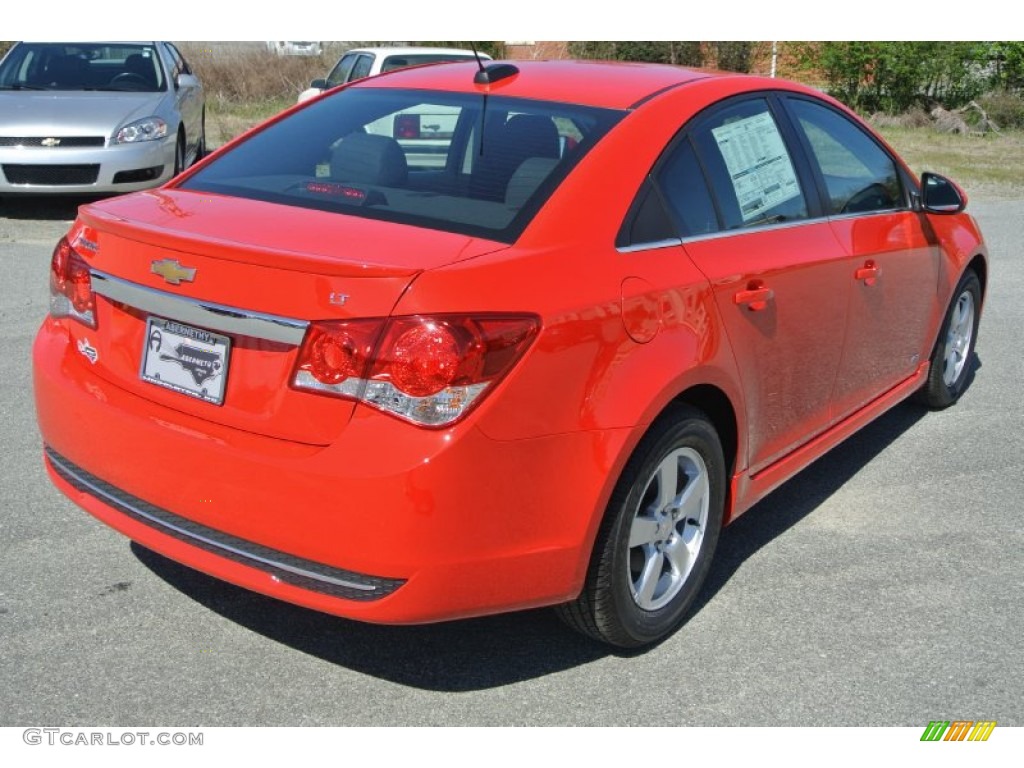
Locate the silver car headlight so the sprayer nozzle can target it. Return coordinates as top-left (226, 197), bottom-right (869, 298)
top-left (115, 117), bottom-right (168, 144)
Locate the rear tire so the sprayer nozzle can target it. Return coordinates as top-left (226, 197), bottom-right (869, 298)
top-left (558, 404), bottom-right (725, 648)
top-left (919, 270), bottom-right (981, 409)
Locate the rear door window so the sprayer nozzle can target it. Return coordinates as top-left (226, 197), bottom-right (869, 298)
top-left (656, 139), bottom-right (720, 238)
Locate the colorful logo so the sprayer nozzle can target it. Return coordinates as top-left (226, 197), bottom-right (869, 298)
top-left (920, 721), bottom-right (996, 741)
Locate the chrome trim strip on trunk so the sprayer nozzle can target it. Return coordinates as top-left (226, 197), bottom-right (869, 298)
top-left (90, 271), bottom-right (309, 345)
top-left (45, 447), bottom-right (404, 601)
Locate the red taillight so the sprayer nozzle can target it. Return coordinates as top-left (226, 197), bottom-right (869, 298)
top-left (49, 237), bottom-right (96, 328)
top-left (394, 114), bottom-right (421, 139)
top-left (291, 314), bottom-right (539, 426)
top-left (385, 319), bottom-right (482, 397)
top-left (312, 333), bottom-right (352, 383)
top-left (292, 319), bottom-right (383, 393)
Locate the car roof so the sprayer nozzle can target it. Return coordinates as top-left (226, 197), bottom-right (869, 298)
top-left (356, 59), bottom-right (742, 110)
top-left (15, 40), bottom-right (162, 45)
top-left (344, 47), bottom-right (489, 58)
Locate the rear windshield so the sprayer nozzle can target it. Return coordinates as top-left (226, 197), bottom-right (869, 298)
top-left (0, 42), bottom-right (165, 92)
top-left (179, 88), bottom-right (624, 242)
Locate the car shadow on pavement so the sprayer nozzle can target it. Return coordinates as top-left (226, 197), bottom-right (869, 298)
top-left (0, 195), bottom-right (100, 221)
top-left (131, 392), bottom-right (953, 690)
top-left (131, 542), bottom-right (607, 690)
top-left (690, 398), bottom-right (932, 618)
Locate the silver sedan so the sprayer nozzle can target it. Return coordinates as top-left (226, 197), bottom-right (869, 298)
top-left (0, 42), bottom-right (204, 195)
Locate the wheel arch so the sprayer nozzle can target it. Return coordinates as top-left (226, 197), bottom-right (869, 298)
top-left (671, 383), bottom-right (738, 484)
top-left (559, 386), bottom-right (736, 646)
top-left (968, 252), bottom-right (987, 303)
top-left (610, 380), bottom-right (742, 533)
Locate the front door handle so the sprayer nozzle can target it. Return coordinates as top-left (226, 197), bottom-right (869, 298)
top-left (854, 260), bottom-right (879, 286)
top-left (734, 283), bottom-right (774, 312)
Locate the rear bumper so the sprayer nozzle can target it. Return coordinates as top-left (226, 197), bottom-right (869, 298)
top-left (45, 447), bottom-right (404, 601)
top-left (34, 317), bottom-right (628, 623)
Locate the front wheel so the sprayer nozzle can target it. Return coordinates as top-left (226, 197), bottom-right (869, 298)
top-left (173, 132), bottom-right (185, 177)
top-left (195, 109), bottom-right (206, 163)
top-left (557, 404), bottom-right (725, 648)
top-left (918, 269), bottom-right (981, 409)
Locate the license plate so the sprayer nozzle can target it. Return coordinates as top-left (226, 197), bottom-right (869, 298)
top-left (140, 317), bottom-right (231, 405)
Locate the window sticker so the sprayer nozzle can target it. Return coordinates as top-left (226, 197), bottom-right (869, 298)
top-left (711, 112), bottom-right (801, 222)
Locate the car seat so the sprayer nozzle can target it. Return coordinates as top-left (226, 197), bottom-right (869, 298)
top-left (330, 133), bottom-right (408, 187)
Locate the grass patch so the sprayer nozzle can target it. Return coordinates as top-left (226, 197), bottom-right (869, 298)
top-left (878, 127), bottom-right (1024, 200)
top-left (179, 43), bottom-right (331, 148)
top-left (204, 96), bottom-right (294, 148)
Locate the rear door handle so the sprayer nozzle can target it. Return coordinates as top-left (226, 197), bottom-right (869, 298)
top-left (854, 261), bottom-right (879, 286)
top-left (733, 285), bottom-right (774, 312)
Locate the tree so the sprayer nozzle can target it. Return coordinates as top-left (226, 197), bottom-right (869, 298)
top-left (795, 42), bottom-right (991, 114)
top-left (417, 41), bottom-right (505, 59)
top-left (713, 42), bottom-right (753, 73)
top-left (989, 41), bottom-right (1024, 92)
top-left (569, 42), bottom-right (704, 66)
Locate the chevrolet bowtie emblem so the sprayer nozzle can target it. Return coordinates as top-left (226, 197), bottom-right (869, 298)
top-left (41, 137), bottom-right (61, 147)
top-left (151, 259), bottom-right (196, 286)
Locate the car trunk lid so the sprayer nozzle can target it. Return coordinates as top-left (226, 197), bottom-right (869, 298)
top-left (68, 189), bottom-right (507, 445)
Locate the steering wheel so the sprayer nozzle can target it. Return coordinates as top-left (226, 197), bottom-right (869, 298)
top-left (841, 183), bottom-right (894, 214)
top-left (110, 72), bottom-right (148, 87)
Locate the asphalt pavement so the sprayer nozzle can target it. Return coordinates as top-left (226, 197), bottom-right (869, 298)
top-left (1, 196), bottom-right (1021, 726)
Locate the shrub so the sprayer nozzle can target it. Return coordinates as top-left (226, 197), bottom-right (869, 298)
top-left (794, 42), bottom-right (991, 115)
top-left (569, 42), bottom-right (704, 66)
top-left (977, 92), bottom-right (1024, 130)
top-left (869, 108), bottom-right (933, 129)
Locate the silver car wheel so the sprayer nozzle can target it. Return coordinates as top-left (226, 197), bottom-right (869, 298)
top-left (627, 447), bottom-right (709, 611)
top-left (919, 269), bottom-right (981, 409)
top-left (943, 290), bottom-right (975, 387)
top-left (556, 404), bottom-right (725, 647)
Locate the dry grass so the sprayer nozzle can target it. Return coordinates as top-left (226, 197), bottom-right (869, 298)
top-left (177, 42), bottom-right (340, 147)
top-left (180, 43), bottom-right (332, 101)
top-left (878, 127), bottom-right (1024, 200)
top-left (202, 96), bottom-right (294, 147)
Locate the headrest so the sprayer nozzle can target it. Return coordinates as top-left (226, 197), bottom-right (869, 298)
top-left (330, 133), bottom-right (408, 187)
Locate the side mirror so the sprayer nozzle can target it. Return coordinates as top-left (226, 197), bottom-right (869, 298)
top-left (310, 78), bottom-right (327, 90)
top-left (175, 73), bottom-right (199, 91)
top-left (921, 172), bottom-right (967, 214)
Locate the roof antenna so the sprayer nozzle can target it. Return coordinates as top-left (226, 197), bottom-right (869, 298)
top-left (469, 43), bottom-right (519, 85)
top-left (471, 43), bottom-right (486, 76)
top-left (470, 43), bottom-right (489, 158)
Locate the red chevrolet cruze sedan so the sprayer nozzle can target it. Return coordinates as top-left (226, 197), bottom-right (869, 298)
top-left (34, 60), bottom-right (987, 648)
